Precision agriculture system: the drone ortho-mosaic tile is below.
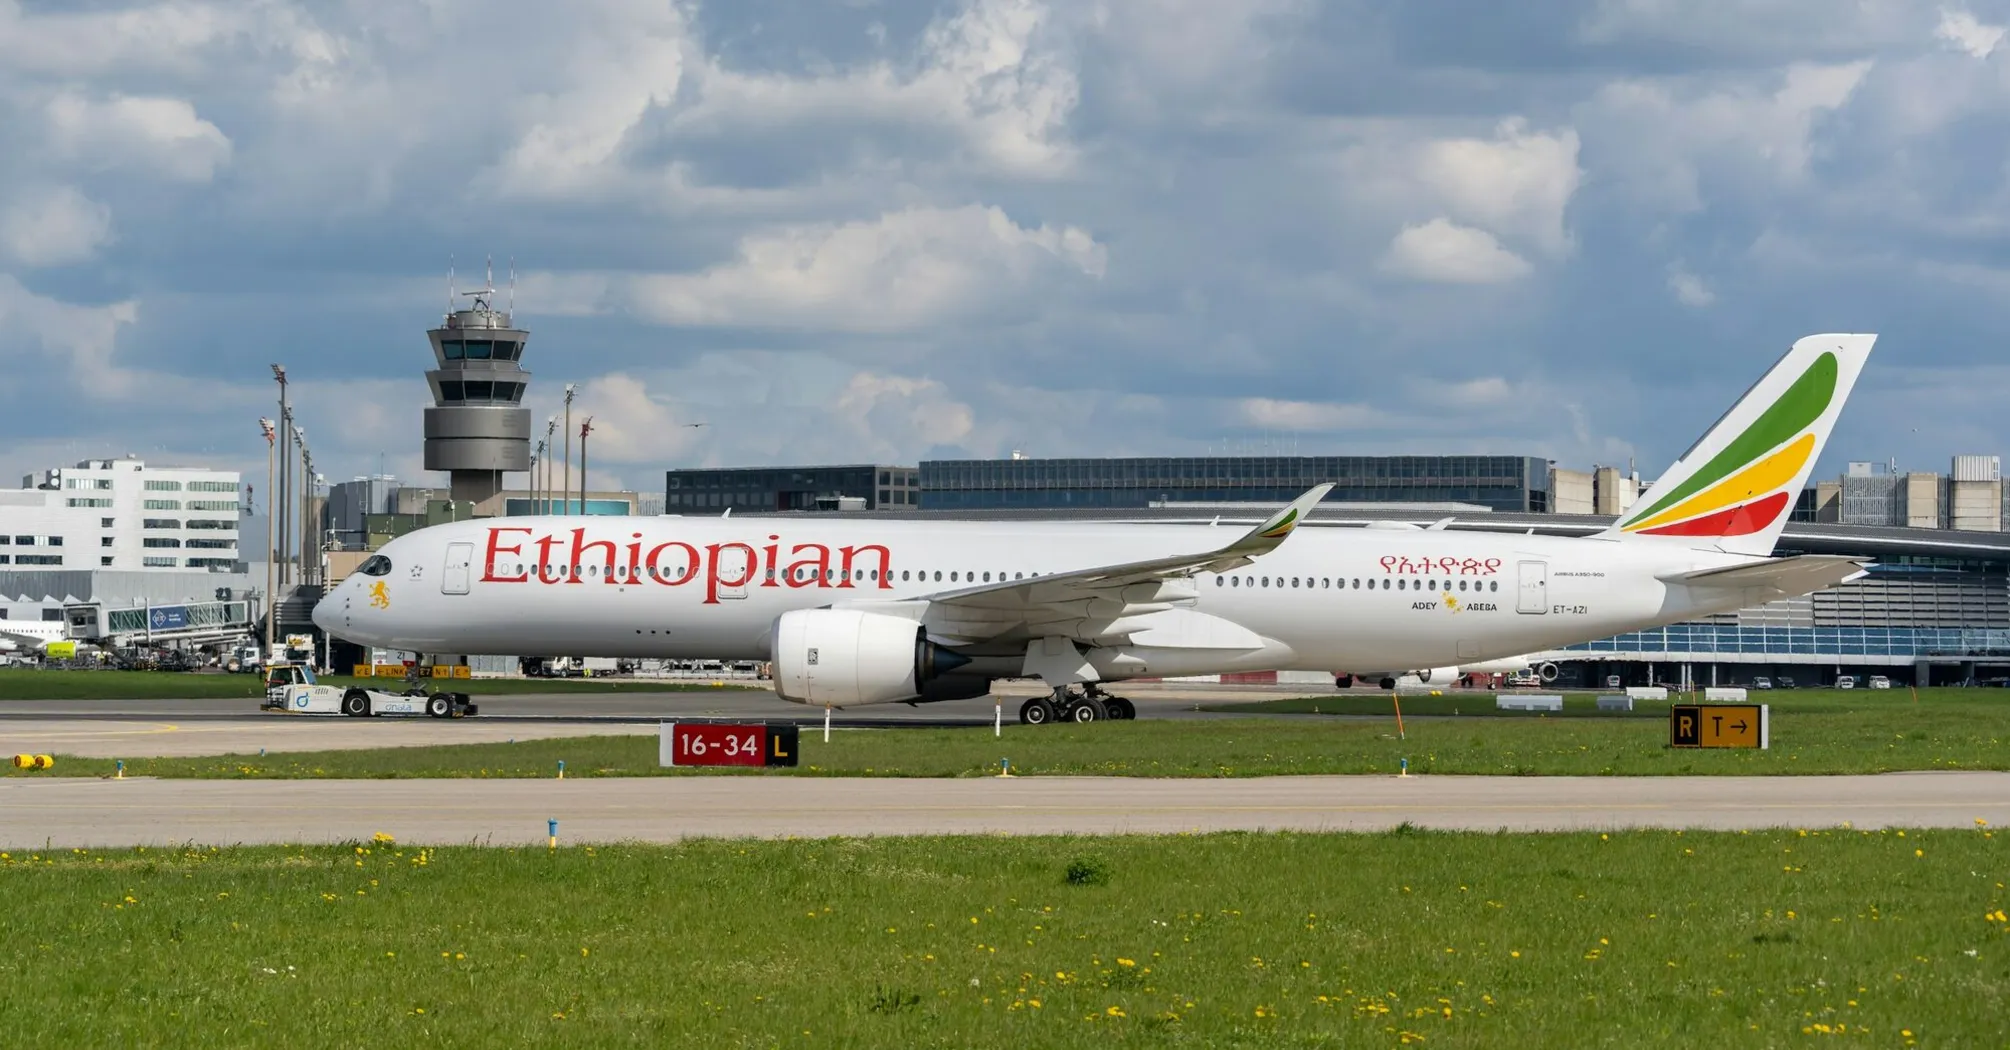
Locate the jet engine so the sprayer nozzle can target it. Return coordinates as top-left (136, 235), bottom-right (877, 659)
top-left (770, 609), bottom-right (972, 707)
top-left (1414, 666), bottom-right (1462, 685)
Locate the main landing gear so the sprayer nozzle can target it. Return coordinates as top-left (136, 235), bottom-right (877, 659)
top-left (1018, 685), bottom-right (1136, 725)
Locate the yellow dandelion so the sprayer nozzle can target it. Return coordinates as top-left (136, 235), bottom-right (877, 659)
top-left (1106, 1006), bottom-right (1126, 1018)
top-left (1117, 958), bottom-right (1135, 967)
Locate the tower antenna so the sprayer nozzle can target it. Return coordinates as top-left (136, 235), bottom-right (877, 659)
top-left (508, 256), bottom-right (516, 314)
top-left (447, 255), bottom-right (456, 317)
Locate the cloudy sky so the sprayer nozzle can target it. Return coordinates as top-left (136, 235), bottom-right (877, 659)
top-left (5, 0), bottom-right (2010, 497)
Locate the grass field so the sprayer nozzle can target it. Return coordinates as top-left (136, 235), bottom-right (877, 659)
top-left (0, 830), bottom-right (2002, 1047)
top-left (12, 687), bottom-right (2009, 778)
top-left (0, 668), bottom-right (758, 701)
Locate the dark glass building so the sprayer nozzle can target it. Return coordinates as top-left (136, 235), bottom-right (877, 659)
top-left (665, 466), bottom-right (918, 513)
top-left (917, 456), bottom-right (1553, 512)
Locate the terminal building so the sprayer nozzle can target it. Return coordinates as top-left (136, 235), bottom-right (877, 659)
top-left (0, 457), bottom-right (255, 631)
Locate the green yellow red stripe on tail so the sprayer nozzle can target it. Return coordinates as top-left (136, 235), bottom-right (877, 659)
top-left (1601, 335), bottom-right (1874, 557)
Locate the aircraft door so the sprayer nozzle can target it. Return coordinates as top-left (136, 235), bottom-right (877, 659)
top-left (717, 546), bottom-right (751, 600)
top-left (443, 542), bottom-right (474, 595)
top-left (1515, 560), bottom-right (1547, 614)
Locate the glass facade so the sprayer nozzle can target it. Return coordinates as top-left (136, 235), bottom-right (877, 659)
top-left (501, 498), bottom-right (631, 516)
top-left (664, 466), bottom-right (919, 512)
top-left (1564, 625), bottom-right (2010, 661)
top-left (918, 456), bottom-right (1552, 511)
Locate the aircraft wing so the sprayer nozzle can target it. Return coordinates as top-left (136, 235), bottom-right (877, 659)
top-left (1659, 555), bottom-right (1869, 598)
top-left (843, 484), bottom-right (1333, 647)
top-left (0, 629), bottom-right (53, 652)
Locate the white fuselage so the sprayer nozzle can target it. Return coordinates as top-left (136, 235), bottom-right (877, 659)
top-left (316, 515), bottom-right (1758, 677)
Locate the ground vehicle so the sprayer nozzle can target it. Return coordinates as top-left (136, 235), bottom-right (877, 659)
top-left (1604, 675), bottom-right (1622, 689)
top-left (1752, 676), bottom-right (1772, 689)
top-left (224, 640), bottom-right (264, 673)
top-left (1504, 671), bottom-right (1542, 688)
top-left (260, 663), bottom-right (477, 718)
top-left (1836, 675), bottom-right (1857, 689)
top-left (1778, 676), bottom-right (1797, 689)
top-left (1867, 675), bottom-right (1891, 689)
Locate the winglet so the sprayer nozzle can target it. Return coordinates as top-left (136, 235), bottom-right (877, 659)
top-left (1222, 484), bottom-right (1333, 558)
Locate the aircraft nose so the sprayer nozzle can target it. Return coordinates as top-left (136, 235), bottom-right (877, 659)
top-left (311, 587), bottom-right (338, 634)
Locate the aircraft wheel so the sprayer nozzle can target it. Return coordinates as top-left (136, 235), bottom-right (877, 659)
top-left (1068, 698), bottom-right (1106, 724)
top-left (1019, 697), bottom-right (1056, 726)
top-left (1104, 697), bottom-right (1136, 720)
top-left (427, 694), bottom-right (450, 718)
top-left (1379, 677), bottom-right (1397, 690)
top-left (341, 689), bottom-right (370, 717)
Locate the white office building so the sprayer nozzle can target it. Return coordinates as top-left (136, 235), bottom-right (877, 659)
top-left (0, 458), bottom-right (253, 627)
top-left (1, 458), bottom-right (244, 573)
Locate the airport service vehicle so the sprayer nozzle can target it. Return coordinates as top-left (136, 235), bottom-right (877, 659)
top-left (1836, 675), bottom-right (1858, 689)
top-left (316, 334), bottom-right (1877, 725)
top-left (1752, 676), bottom-right (1773, 689)
top-left (1867, 675), bottom-right (1891, 689)
top-left (259, 663), bottom-right (478, 718)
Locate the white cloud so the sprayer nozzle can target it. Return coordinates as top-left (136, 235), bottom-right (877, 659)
top-left (0, 275), bottom-right (138, 390)
top-left (493, 1), bottom-right (693, 197)
top-left (1668, 265), bottom-right (1716, 307)
top-left (624, 204), bottom-right (1106, 331)
top-left (567, 372), bottom-right (709, 465)
top-left (1236, 397), bottom-right (1385, 432)
top-left (1936, 8), bottom-right (2005, 58)
top-left (0, 186), bottom-right (113, 267)
top-left (1580, 60), bottom-right (1873, 211)
top-left (1380, 219), bottom-right (1532, 284)
top-left (44, 94), bottom-right (233, 182)
top-left (685, 0), bottom-right (1078, 176)
top-left (1415, 119), bottom-right (1582, 257)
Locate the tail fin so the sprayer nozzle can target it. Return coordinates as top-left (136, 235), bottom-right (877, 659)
top-left (1601, 333), bottom-right (1874, 556)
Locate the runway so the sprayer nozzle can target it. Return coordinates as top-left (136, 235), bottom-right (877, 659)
top-left (3, 772), bottom-right (2003, 847)
top-left (0, 682), bottom-right (1290, 758)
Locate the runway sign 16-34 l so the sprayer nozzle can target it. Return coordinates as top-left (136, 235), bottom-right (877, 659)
top-left (1670, 704), bottom-right (1769, 750)
top-left (659, 722), bottom-right (800, 767)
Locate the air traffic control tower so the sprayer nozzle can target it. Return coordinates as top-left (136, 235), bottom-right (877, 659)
top-left (423, 281), bottom-right (532, 507)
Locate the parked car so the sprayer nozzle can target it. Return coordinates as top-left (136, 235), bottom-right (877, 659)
top-left (1604, 675), bottom-right (1622, 689)
top-left (1836, 675), bottom-right (1857, 689)
top-left (1752, 676), bottom-right (1773, 690)
top-left (1867, 675), bottom-right (1892, 689)
top-left (1777, 676), bottom-right (1797, 689)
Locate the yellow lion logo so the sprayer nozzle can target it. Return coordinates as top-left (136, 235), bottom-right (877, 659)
top-left (368, 581), bottom-right (390, 609)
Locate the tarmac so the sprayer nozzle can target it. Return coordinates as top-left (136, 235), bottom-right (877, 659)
top-left (0, 682), bottom-right (1295, 759)
top-left (3, 772), bottom-right (2004, 847)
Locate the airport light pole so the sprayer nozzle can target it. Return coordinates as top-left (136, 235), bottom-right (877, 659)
top-left (293, 425), bottom-right (312, 587)
top-left (560, 385), bottom-right (575, 516)
top-left (528, 442), bottom-right (542, 516)
top-left (271, 365), bottom-right (289, 588)
top-left (543, 416), bottom-right (558, 513)
top-left (260, 417), bottom-right (276, 650)
top-left (578, 417), bottom-right (594, 514)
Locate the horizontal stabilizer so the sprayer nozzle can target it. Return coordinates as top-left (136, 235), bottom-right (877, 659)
top-left (1659, 555), bottom-right (1869, 597)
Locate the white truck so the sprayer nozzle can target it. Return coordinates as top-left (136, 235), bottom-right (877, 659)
top-left (260, 663), bottom-right (479, 718)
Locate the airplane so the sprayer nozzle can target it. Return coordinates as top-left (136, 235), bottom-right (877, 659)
top-left (0, 620), bottom-right (69, 655)
top-left (317, 333), bottom-right (1876, 725)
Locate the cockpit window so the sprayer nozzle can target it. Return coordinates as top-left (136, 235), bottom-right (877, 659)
top-left (359, 554), bottom-right (393, 577)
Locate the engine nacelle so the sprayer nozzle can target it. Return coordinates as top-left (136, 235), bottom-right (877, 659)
top-left (1414, 666), bottom-right (1461, 684)
top-left (770, 609), bottom-right (970, 707)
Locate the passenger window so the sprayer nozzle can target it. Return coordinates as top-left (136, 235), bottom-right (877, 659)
top-left (951, 572), bottom-right (959, 582)
top-left (1216, 577), bottom-right (1224, 587)
top-left (1490, 581), bottom-right (1499, 592)
top-left (902, 570), bottom-right (910, 581)
top-left (1459, 580), bottom-right (1467, 591)
top-left (1398, 579), bottom-right (1406, 590)
top-left (1230, 577), bottom-right (1239, 587)
top-left (1015, 572), bottom-right (1023, 580)
top-left (935, 571), bottom-right (943, 581)
top-left (983, 572), bottom-right (991, 582)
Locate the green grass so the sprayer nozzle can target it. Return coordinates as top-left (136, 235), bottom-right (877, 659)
top-left (0, 830), bottom-right (2003, 1047)
top-left (0, 668), bottom-right (759, 700)
top-left (14, 689), bottom-right (2010, 778)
